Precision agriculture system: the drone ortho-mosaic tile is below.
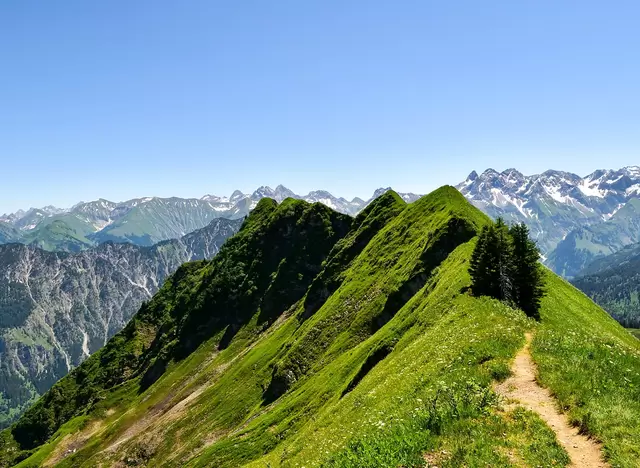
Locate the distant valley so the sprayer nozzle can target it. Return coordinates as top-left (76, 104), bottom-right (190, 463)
top-left (572, 241), bottom-right (640, 328)
top-left (0, 218), bottom-right (241, 428)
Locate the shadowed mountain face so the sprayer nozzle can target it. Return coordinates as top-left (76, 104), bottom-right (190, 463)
top-left (572, 241), bottom-right (640, 327)
top-left (0, 218), bottom-right (241, 428)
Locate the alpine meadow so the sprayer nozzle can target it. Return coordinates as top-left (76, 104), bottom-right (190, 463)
top-left (1, 187), bottom-right (638, 467)
top-left (4, 3), bottom-right (640, 466)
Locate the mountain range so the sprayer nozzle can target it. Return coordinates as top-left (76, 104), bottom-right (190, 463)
top-left (4, 167), bottom-right (639, 278)
top-left (2, 188), bottom-right (639, 467)
top-left (0, 186), bottom-right (423, 429)
top-left (456, 166), bottom-right (640, 276)
top-left (0, 186), bottom-right (420, 253)
top-left (2, 166), bottom-right (640, 448)
top-left (0, 218), bottom-right (241, 429)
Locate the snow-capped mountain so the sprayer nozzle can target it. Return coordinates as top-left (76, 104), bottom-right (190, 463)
top-left (456, 166), bottom-right (640, 274)
top-left (0, 185), bottom-right (419, 252)
top-left (371, 187), bottom-right (421, 204)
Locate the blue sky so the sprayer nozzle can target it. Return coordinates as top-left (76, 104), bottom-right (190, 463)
top-left (1, 1), bottom-right (639, 213)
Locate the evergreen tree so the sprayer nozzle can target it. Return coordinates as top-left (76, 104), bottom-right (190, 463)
top-left (494, 218), bottom-right (514, 303)
top-left (469, 225), bottom-right (493, 296)
top-left (470, 218), bottom-right (514, 301)
top-left (469, 219), bottom-right (544, 319)
top-left (510, 222), bottom-right (544, 319)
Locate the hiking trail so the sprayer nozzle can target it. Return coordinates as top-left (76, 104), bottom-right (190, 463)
top-left (494, 333), bottom-right (609, 468)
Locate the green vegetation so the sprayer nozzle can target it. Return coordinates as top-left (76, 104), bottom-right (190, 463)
top-left (572, 241), bottom-right (640, 327)
top-left (470, 219), bottom-right (544, 318)
top-left (533, 273), bottom-right (640, 466)
top-left (7, 197), bottom-right (351, 452)
top-left (1, 187), bottom-right (639, 468)
top-left (21, 217), bottom-right (95, 252)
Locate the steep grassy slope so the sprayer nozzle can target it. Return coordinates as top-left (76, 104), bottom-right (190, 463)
top-left (2, 187), bottom-right (639, 468)
top-left (533, 273), bottom-right (640, 466)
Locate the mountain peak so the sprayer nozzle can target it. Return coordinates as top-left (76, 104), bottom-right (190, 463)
top-left (480, 168), bottom-right (499, 177)
top-left (501, 168), bottom-right (523, 177)
top-left (623, 166), bottom-right (640, 178)
top-left (229, 190), bottom-right (246, 202)
top-left (251, 186), bottom-right (275, 199)
top-left (372, 187), bottom-right (392, 199)
top-left (306, 189), bottom-right (333, 198)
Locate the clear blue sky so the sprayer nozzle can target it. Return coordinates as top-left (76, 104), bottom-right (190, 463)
top-left (1, 1), bottom-right (639, 213)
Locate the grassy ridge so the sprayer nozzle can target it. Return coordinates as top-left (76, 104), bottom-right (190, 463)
top-left (3, 187), bottom-right (640, 467)
top-left (245, 245), bottom-right (563, 468)
top-left (532, 273), bottom-right (640, 467)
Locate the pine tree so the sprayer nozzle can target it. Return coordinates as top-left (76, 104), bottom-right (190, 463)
top-left (469, 219), bottom-right (544, 319)
top-left (509, 222), bottom-right (544, 319)
top-left (469, 225), bottom-right (492, 296)
top-left (470, 218), bottom-right (513, 301)
top-left (494, 218), bottom-right (514, 303)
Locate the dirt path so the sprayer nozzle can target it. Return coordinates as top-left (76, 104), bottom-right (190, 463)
top-left (494, 333), bottom-right (609, 468)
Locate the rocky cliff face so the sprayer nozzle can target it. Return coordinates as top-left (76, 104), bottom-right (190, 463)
top-left (0, 218), bottom-right (241, 427)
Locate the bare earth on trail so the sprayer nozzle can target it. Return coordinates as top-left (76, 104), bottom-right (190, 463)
top-left (494, 333), bottom-right (609, 468)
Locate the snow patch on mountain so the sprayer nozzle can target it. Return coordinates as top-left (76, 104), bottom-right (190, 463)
top-left (456, 166), bottom-right (640, 257)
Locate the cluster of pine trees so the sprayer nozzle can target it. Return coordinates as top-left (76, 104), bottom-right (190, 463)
top-left (469, 219), bottom-right (545, 319)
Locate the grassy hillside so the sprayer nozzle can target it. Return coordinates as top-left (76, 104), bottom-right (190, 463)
top-left (21, 217), bottom-right (95, 252)
top-left (90, 198), bottom-right (231, 246)
top-left (2, 187), bottom-right (639, 467)
top-left (533, 273), bottom-right (640, 466)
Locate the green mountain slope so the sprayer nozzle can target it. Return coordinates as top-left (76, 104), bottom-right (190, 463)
top-left (20, 217), bottom-right (95, 252)
top-left (89, 197), bottom-right (244, 246)
top-left (572, 242), bottom-right (640, 327)
top-left (2, 198), bottom-right (239, 252)
top-left (547, 198), bottom-right (640, 277)
top-left (2, 188), bottom-right (639, 468)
